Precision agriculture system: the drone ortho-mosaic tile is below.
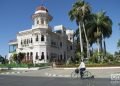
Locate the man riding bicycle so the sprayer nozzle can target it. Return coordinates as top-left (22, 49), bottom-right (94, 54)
top-left (78, 59), bottom-right (86, 79)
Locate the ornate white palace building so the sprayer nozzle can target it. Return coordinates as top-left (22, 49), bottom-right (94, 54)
top-left (8, 6), bottom-right (74, 64)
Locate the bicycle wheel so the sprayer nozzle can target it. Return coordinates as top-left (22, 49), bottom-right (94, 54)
top-left (71, 71), bottom-right (79, 79)
top-left (83, 71), bottom-right (92, 78)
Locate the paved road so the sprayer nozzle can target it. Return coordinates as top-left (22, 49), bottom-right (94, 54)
top-left (0, 68), bottom-right (120, 86)
top-left (7, 67), bottom-right (120, 78)
top-left (0, 75), bottom-right (119, 86)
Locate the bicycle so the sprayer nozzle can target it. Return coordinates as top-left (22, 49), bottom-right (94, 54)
top-left (71, 68), bottom-right (94, 79)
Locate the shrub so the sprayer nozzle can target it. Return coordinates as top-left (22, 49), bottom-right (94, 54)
top-left (89, 56), bottom-right (98, 63)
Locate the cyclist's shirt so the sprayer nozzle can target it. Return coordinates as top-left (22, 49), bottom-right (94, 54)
top-left (79, 62), bottom-right (85, 69)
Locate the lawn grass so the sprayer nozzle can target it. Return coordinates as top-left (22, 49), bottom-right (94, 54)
top-left (0, 63), bottom-right (50, 68)
top-left (56, 63), bottom-right (120, 68)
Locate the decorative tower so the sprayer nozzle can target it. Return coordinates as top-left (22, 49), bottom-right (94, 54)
top-left (66, 29), bottom-right (74, 42)
top-left (32, 6), bottom-right (53, 29)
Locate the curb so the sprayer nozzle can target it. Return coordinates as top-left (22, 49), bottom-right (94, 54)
top-left (0, 66), bottom-right (51, 71)
top-left (45, 72), bottom-right (70, 78)
top-left (0, 71), bottom-right (28, 75)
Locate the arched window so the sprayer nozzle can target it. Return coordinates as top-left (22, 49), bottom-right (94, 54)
top-left (36, 35), bottom-right (39, 41)
top-left (31, 38), bottom-right (33, 43)
top-left (41, 35), bottom-right (44, 41)
top-left (36, 52), bottom-right (38, 59)
top-left (27, 39), bottom-right (29, 44)
top-left (27, 52), bottom-right (29, 60)
top-left (21, 40), bottom-right (23, 45)
top-left (60, 42), bottom-right (62, 48)
top-left (30, 52), bottom-right (33, 60)
top-left (41, 52), bottom-right (44, 60)
top-left (70, 45), bottom-right (72, 50)
top-left (24, 53), bottom-right (26, 61)
top-left (30, 52), bottom-right (33, 56)
top-left (41, 18), bottom-right (44, 24)
top-left (24, 39), bottom-right (26, 44)
top-left (60, 54), bottom-right (62, 60)
top-left (37, 20), bottom-right (39, 24)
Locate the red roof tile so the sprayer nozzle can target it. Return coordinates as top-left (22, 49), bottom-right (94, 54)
top-left (36, 6), bottom-right (48, 12)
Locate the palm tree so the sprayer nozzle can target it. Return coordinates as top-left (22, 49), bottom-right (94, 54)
top-left (102, 13), bottom-right (112, 55)
top-left (86, 11), bottom-right (112, 61)
top-left (117, 39), bottom-right (120, 48)
top-left (68, 0), bottom-right (91, 60)
top-left (118, 23), bottom-right (120, 49)
top-left (80, 2), bottom-right (91, 58)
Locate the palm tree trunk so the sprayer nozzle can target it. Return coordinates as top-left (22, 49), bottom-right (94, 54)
top-left (97, 27), bottom-right (100, 61)
top-left (100, 37), bottom-right (103, 53)
top-left (97, 38), bottom-right (100, 61)
top-left (82, 22), bottom-right (90, 58)
top-left (101, 34), bottom-right (104, 62)
top-left (79, 22), bottom-right (84, 60)
top-left (103, 38), bottom-right (106, 55)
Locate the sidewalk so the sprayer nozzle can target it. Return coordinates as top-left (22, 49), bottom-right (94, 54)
top-left (54, 66), bottom-right (120, 70)
top-left (1, 67), bottom-right (120, 78)
top-left (0, 66), bottom-right (51, 75)
top-left (45, 67), bottom-right (120, 78)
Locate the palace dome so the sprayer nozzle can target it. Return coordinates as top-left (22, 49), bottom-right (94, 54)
top-left (36, 6), bottom-right (48, 12)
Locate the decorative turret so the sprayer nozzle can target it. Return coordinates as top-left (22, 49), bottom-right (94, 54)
top-left (66, 29), bottom-right (74, 42)
top-left (32, 6), bottom-right (53, 29)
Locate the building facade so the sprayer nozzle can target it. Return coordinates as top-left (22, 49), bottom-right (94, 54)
top-left (8, 6), bottom-right (74, 64)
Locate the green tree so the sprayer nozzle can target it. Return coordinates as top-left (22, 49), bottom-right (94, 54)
top-left (86, 11), bottom-right (112, 59)
top-left (114, 51), bottom-right (120, 62)
top-left (75, 51), bottom-right (81, 63)
top-left (12, 53), bottom-right (18, 63)
top-left (117, 23), bottom-right (120, 51)
top-left (0, 55), bottom-right (5, 64)
top-left (69, 0), bottom-right (91, 60)
top-left (89, 50), bottom-right (98, 63)
top-left (12, 52), bottom-right (25, 64)
top-left (17, 52), bottom-right (25, 64)
top-left (117, 39), bottom-right (120, 48)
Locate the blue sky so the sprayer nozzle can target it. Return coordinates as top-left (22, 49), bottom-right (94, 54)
top-left (0, 0), bottom-right (120, 56)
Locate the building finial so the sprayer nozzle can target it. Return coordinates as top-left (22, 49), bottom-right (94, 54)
top-left (41, 0), bottom-right (45, 6)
